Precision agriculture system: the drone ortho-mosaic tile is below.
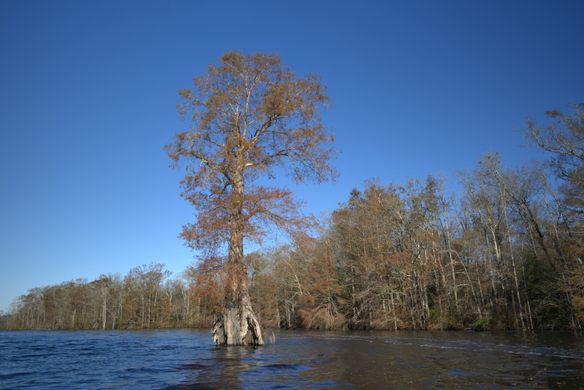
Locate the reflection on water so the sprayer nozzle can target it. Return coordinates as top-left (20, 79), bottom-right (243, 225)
top-left (166, 331), bottom-right (584, 389)
top-left (173, 347), bottom-right (257, 389)
top-left (1, 329), bottom-right (583, 389)
top-left (168, 340), bottom-right (342, 389)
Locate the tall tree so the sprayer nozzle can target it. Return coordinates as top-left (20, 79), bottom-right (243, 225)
top-left (168, 51), bottom-right (335, 345)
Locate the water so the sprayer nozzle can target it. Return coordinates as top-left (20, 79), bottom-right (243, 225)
top-left (1, 330), bottom-right (583, 389)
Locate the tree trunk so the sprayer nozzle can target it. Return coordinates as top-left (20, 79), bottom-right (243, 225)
top-left (101, 293), bottom-right (107, 330)
top-left (211, 170), bottom-right (264, 346)
top-left (211, 238), bottom-right (264, 345)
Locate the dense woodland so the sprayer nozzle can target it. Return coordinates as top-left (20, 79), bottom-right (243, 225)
top-left (1, 105), bottom-right (582, 332)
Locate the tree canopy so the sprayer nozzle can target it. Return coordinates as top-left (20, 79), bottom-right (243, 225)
top-left (167, 51), bottom-right (335, 254)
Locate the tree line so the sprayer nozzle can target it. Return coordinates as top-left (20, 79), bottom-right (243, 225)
top-left (1, 104), bottom-right (582, 332)
top-left (249, 157), bottom-right (582, 332)
top-left (0, 264), bottom-right (188, 330)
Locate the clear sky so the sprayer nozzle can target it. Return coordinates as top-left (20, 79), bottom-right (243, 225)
top-left (1, 0), bottom-right (583, 311)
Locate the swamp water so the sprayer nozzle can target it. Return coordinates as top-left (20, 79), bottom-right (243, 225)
top-left (1, 329), bottom-right (583, 389)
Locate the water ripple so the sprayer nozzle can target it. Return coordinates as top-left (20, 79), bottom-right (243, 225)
top-left (1, 330), bottom-right (583, 389)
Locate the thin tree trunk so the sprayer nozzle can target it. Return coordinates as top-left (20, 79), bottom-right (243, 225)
top-left (101, 294), bottom-right (107, 330)
top-left (503, 198), bottom-right (526, 331)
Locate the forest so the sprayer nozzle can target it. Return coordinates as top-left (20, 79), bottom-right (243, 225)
top-left (1, 105), bottom-right (582, 332)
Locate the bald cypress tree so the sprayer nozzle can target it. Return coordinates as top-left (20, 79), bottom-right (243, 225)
top-left (168, 51), bottom-right (335, 345)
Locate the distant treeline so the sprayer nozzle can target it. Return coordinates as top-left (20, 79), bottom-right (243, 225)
top-left (2, 106), bottom-right (582, 332)
top-left (0, 264), bottom-right (196, 330)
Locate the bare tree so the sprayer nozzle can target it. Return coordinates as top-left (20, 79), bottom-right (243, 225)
top-left (526, 104), bottom-right (584, 217)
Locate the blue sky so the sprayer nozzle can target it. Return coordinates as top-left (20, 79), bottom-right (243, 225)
top-left (1, 0), bottom-right (583, 311)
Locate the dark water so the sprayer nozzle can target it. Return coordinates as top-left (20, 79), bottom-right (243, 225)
top-left (1, 330), bottom-right (583, 389)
